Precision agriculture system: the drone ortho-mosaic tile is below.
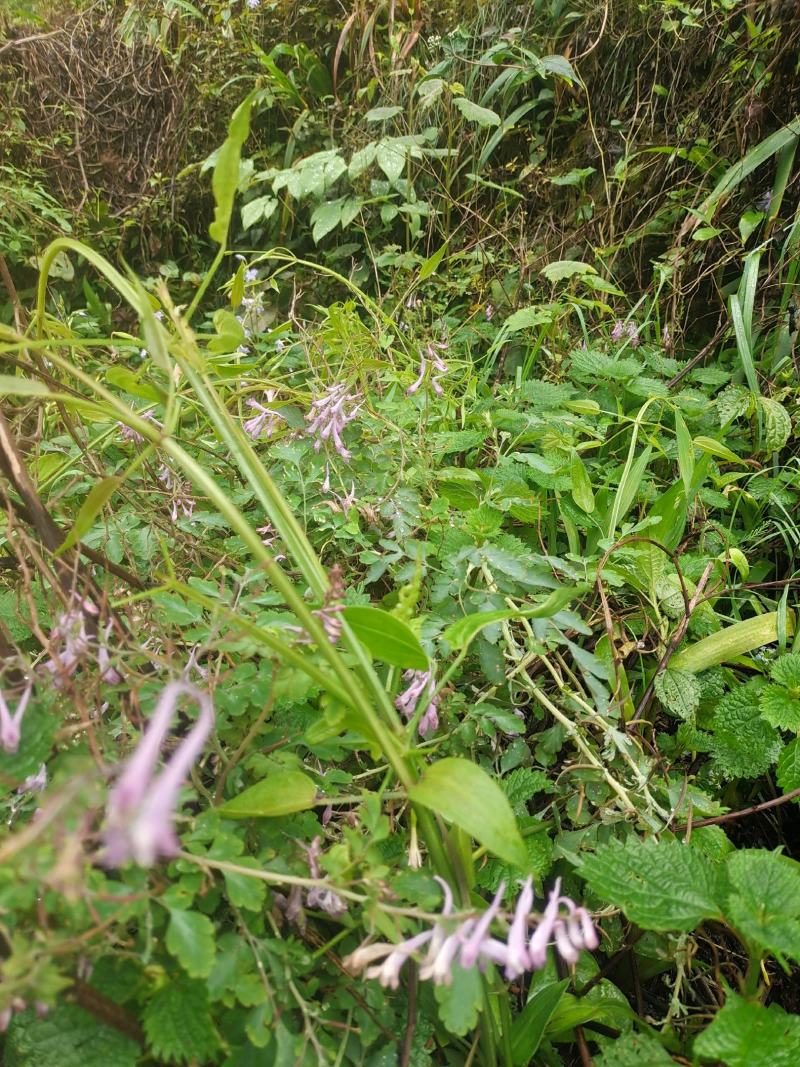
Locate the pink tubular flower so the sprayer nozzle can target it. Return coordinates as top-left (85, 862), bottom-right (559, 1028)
top-left (102, 681), bottom-right (214, 867)
top-left (118, 409), bottom-right (159, 446)
top-left (407, 342), bottom-right (449, 397)
top-left (345, 876), bottom-right (597, 989)
top-left (158, 466), bottom-right (196, 522)
top-left (611, 319), bottom-right (625, 342)
top-left (396, 669), bottom-right (439, 737)
top-left (243, 390), bottom-right (285, 441)
top-left (44, 602), bottom-right (120, 686)
top-left (306, 383), bottom-right (361, 461)
top-left (0, 682), bottom-right (33, 754)
top-left (626, 320), bottom-right (640, 347)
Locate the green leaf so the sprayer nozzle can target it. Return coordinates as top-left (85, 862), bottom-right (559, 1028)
top-left (223, 861), bottom-right (268, 911)
top-left (674, 408), bottom-right (694, 496)
top-left (342, 606), bottom-right (428, 669)
top-left (760, 685), bottom-right (800, 730)
top-left (441, 585), bottom-right (586, 651)
top-left (311, 199), bottom-right (343, 243)
top-left (761, 397), bottom-right (792, 452)
top-left (710, 686), bottom-right (782, 780)
top-left (510, 980), bottom-right (569, 1065)
top-left (166, 909), bottom-right (216, 978)
top-left (540, 259), bottom-right (597, 283)
top-left (365, 105), bottom-right (403, 122)
top-left (694, 992), bottom-right (800, 1067)
top-left (143, 976), bottom-right (220, 1064)
top-left (219, 768), bottom-right (318, 818)
top-left (771, 653), bottom-right (800, 689)
top-left (409, 757), bottom-right (528, 867)
top-left (376, 140), bottom-right (406, 183)
top-left (5, 1005), bottom-right (139, 1067)
top-left (581, 838), bottom-right (724, 930)
top-left (417, 241), bottom-right (448, 281)
top-left (777, 739), bottom-right (800, 796)
top-left (594, 1030), bottom-right (675, 1067)
top-left (502, 306), bottom-right (554, 333)
top-left (241, 194), bottom-right (278, 231)
top-left (453, 97), bottom-right (501, 126)
top-left (672, 611), bottom-right (795, 672)
top-left (56, 476), bottom-right (121, 556)
top-left (693, 435), bottom-right (743, 465)
top-left (570, 450), bottom-right (595, 512)
top-left (725, 849), bottom-right (800, 964)
top-left (209, 90), bottom-right (259, 244)
top-left (654, 668), bottom-right (700, 719)
top-left (0, 374), bottom-right (57, 398)
top-left (434, 963), bottom-right (483, 1035)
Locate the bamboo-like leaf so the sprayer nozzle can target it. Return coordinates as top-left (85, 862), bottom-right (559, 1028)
top-left (672, 611), bottom-right (796, 673)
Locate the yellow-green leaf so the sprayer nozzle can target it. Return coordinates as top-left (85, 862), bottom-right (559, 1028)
top-left (219, 769), bottom-right (317, 818)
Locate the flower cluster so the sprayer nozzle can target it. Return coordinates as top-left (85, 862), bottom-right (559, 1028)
top-left (243, 389), bottom-right (286, 441)
top-left (0, 683), bottom-right (32, 754)
top-left (407, 342), bottom-right (449, 397)
top-left (44, 599), bottom-right (121, 687)
top-left (306, 383), bottom-right (361, 460)
top-left (118, 409), bottom-right (159, 446)
top-left (102, 681), bottom-right (214, 867)
top-left (611, 319), bottom-right (640, 347)
top-left (396, 669), bottom-right (439, 737)
top-left (158, 465), bottom-right (196, 522)
top-left (345, 876), bottom-right (598, 989)
top-left (278, 836), bottom-right (348, 924)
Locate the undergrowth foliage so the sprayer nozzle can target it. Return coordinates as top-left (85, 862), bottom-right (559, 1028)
top-left (1, 1), bottom-right (800, 1065)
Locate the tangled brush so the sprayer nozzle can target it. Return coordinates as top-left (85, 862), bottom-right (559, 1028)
top-left (1, 11), bottom-right (186, 215)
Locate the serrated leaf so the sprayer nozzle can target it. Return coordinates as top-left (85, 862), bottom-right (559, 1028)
top-left (5, 1005), bottom-right (139, 1067)
top-left (410, 757), bottom-right (527, 867)
top-left (434, 964), bottom-right (483, 1035)
top-left (143, 977), bottom-right (219, 1064)
top-left (761, 396), bottom-right (792, 452)
top-left (594, 1030), bottom-right (675, 1067)
top-left (342, 605), bottom-right (428, 669)
top-left (694, 993), bottom-right (800, 1067)
top-left (710, 686), bottom-right (782, 779)
top-left (219, 768), bottom-right (318, 818)
top-left (725, 849), bottom-right (800, 964)
top-left (654, 668), bottom-right (700, 719)
top-left (770, 653), bottom-right (800, 690)
top-left (502, 306), bottom-right (554, 333)
top-left (581, 838), bottom-right (723, 930)
top-left (759, 685), bottom-right (800, 730)
top-left (453, 97), bottom-right (501, 126)
top-left (166, 909), bottom-right (216, 978)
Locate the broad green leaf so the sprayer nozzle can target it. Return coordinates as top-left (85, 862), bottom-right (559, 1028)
top-left (761, 396), bottom-right (792, 452)
top-left (453, 97), bottom-right (501, 127)
top-left (441, 585), bottom-right (587, 651)
top-left (725, 850), bottom-right (800, 964)
top-left (510, 980), bottom-right (569, 1065)
top-left (594, 1031), bottom-right (675, 1067)
top-left (311, 199), bottom-right (343, 243)
top-left (376, 140), bottom-right (406, 183)
top-left (710, 685), bottom-right (781, 780)
top-left (219, 769), bottom-right (318, 818)
top-left (654, 668), bottom-right (700, 719)
top-left (209, 90), bottom-right (259, 244)
top-left (342, 606), bottom-right (428, 669)
top-left (166, 909), bottom-right (216, 978)
top-left (540, 259), bottom-right (597, 283)
top-left (581, 838), bottom-right (724, 930)
top-left (759, 685), bottom-right (800, 730)
top-left (502, 306), bottom-right (554, 333)
top-left (694, 993), bottom-right (800, 1067)
top-left (143, 977), bottom-right (220, 1065)
top-left (434, 964), bottom-right (483, 1035)
top-left (672, 610), bottom-right (795, 672)
top-left (56, 476), bottom-right (121, 556)
top-left (241, 194), bottom-right (278, 231)
top-left (365, 105), bottom-right (403, 122)
top-left (409, 757), bottom-right (528, 868)
top-left (570, 450), bottom-right (595, 512)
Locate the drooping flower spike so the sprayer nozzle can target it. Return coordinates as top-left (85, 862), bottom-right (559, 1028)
top-left (306, 383), bottom-right (361, 460)
top-left (102, 681), bottom-right (214, 867)
top-left (396, 669), bottom-right (439, 737)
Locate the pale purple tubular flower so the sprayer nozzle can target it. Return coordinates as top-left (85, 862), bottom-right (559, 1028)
top-left (406, 351), bottom-right (427, 395)
top-left (459, 882), bottom-right (506, 967)
top-left (661, 324), bottom-right (671, 348)
top-left (626, 320), bottom-right (640, 348)
top-left (43, 602), bottom-right (119, 686)
top-left (118, 409), bottom-right (158, 446)
top-left (396, 669), bottom-right (439, 737)
top-left (158, 466), bottom-right (196, 522)
top-left (485, 303), bottom-right (494, 321)
top-left (0, 682), bottom-right (33, 754)
top-left (18, 763), bottom-right (47, 794)
top-left (243, 390), bottom-right (285, 440)
top-left (306, 383), bottom-right (361, 461)
top-left (244, 266), bottom-right (259, 281)
top-left (102, 681), bottom-right (214, 867)
top-left (504, 876), bottom-right (534, 979)
top-left (611, 319), bottom-right (625, 342)
top-left (408, 342), bottom-right (449, 397)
